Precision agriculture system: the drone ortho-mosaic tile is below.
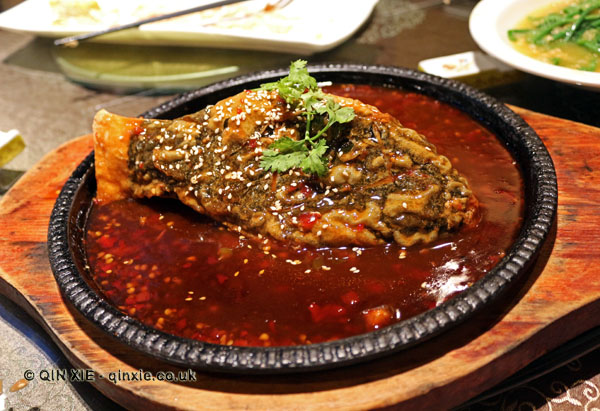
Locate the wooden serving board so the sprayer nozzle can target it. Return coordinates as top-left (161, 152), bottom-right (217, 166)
top-left (1, 106), bottom-right (600, 410)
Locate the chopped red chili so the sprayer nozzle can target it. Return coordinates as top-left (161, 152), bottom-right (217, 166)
top-left (298, 212), bottom-right (321, 231)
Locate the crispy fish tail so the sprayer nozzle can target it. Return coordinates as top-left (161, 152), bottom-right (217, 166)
top-left (93, 109), bottom-right (143, 204)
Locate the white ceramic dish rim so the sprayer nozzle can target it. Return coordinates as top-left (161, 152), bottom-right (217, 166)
top-left (0, 0), bottom-right (378, 54)
top-left (469, 0), bottom-right (600, 89)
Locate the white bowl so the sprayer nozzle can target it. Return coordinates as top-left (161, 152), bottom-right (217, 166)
top-left (469, 0), bottom-right (600, 90)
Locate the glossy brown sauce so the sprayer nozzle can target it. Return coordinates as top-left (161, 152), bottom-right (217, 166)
top-left (85, 84), bottom-right (523, 346)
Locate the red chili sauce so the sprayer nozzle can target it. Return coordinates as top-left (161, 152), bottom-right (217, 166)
top-left (85, 85), bottom-right (523, 347)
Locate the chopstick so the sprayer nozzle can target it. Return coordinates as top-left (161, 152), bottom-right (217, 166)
top-left (54, 0), bottom-right (254, 47)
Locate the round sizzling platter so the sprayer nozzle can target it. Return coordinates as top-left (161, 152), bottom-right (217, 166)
top-left (47, 63), bottom-right (558, 374)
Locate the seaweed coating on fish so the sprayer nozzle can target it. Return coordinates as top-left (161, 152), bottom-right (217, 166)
top-left (93, 89), bottom-right (478, 247)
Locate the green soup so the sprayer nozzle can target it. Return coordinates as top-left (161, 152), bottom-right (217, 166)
top-left (508, 0), bottom-right (600, 72)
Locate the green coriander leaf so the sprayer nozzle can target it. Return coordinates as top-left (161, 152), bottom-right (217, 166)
top-left (300, 139), bottom-right (328, 176)
top-left (301, 89), bottom-right (325, 111)
top-left (333, 106), bottom-right (356, 123)
top-left (257, 60), bottom-right (356, 176)
top-left (260, 150), bottom-right (308, 173)
top-left (261, 148), bottom-right (279, 158)
top-left (259, 60), bottom-right (318, 105)
top-left (269, 136), bottom-right (307, 153)
top-left (312, 137), bottom-right (329, 155)
top-left (314, 98), bottom-right (334, 116)
top-left (259, 81), bottom-right (278, 91)
top-left (288, 60), bottom-right (318, 91)
top-left (275, 82), bottom-right (304, 104)
top-left (314, 99), bottom-right (354, 124)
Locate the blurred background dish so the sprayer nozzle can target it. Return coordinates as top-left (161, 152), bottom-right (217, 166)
top-left (0, 0), bottom-right (378, 54)
top-left (469, 0), bottom-right (600, 90)
top-left (51, 42), bottom-right (297, 93)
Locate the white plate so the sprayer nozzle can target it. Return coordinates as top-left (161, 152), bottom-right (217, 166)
top-left (469, 0), bottom-right (600, 90)
top-left (0, 0), bottom-right (378, 55)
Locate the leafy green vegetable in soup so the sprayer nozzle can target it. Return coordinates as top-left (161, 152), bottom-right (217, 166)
top-left (508, 0), bottom-right (600, 72)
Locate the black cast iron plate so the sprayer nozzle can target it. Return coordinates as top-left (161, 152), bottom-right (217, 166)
top-left (47, 64), bottom-right (557, 374)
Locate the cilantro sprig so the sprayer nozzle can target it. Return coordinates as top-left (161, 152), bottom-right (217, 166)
top-left (259, 60), bottom-right (355, 176)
